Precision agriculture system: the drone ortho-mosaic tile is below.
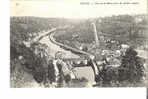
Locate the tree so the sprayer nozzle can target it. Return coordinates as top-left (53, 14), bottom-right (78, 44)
top-left (119, 47), bottom-right (145, 82)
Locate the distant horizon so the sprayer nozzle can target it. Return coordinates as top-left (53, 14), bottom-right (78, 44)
top-left (10, 13), bottom-right (147, 19)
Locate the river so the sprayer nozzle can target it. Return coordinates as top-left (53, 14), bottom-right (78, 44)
top-left (39, 32), bottom-right (95, 87)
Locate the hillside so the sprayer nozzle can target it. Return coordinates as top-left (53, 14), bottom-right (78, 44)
top-left (54, 14), bottom-right (147, 50)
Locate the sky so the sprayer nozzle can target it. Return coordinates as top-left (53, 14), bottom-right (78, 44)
top-left (10, 0), bottom-right (147, 18)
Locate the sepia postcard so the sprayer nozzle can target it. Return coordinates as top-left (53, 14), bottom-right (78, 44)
top-left (10, 0), bottom-right (148, 88)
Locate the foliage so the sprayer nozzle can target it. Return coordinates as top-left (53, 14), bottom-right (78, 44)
top-left (54, 15), bottom-right (147, 49)
top-left (119, 47), bottom-right (145, 83)
top-left (97, 47), bottom-right (145, 86)
top-left (10, 16), bottom-right (147, 87)
top-left (10, 17), bottom-right (55, 83)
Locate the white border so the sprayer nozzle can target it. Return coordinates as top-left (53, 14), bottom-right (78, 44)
top-left (0, 0), bottom-right (147, 99)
